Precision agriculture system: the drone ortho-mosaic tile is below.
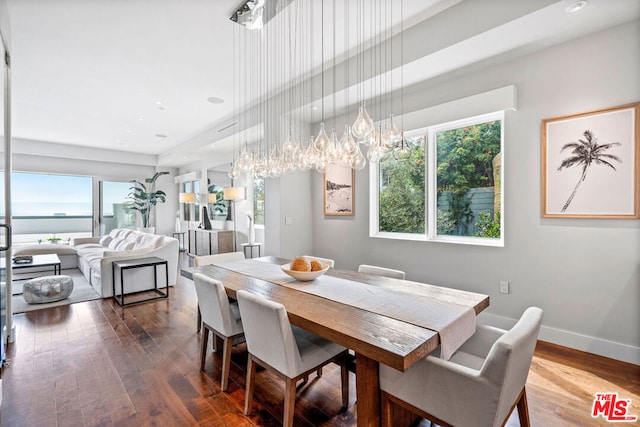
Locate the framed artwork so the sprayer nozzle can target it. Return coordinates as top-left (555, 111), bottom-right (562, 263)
top-left (324, 164), bottom-right (354, 216)
top-left (542, 102), bottom-right (639, 218)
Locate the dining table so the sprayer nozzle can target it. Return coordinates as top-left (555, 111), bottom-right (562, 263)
top-left (184, 256), bottom-right (490, 427)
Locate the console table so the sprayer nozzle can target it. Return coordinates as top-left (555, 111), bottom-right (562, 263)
top-left (187, 229), bottom-right (233, 256)
top-left (112, 257), bottom-right (169, 307)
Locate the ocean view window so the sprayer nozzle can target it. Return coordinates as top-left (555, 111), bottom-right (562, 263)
top-left (0, 172), bottom-right (93, 244)
top-left (8, 172), bottom-right (92, 217)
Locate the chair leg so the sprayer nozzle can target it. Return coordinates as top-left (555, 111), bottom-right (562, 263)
top-left (316, 367), bottom-right (323, 377)
top-left (220, 337), bottom-right (233, 392)
top-left (517, 387), bottom-right (531, 427)
top-left (283, 377), bottom-right (297, 427)
top-left (244, 357), bottom-right (257, 415)
top-left (340, 355), bottom-right (349, 408)
top-left (200, 328), bottom-right (209, 371)
top-left (197, 306), bottom-right (202, 333)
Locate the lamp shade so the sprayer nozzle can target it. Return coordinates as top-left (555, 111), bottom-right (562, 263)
top-left (179, 192), bottom-right (197, 203)
top-left (223, 186), bottom-right (245, 201)
top-left (207, 193), bottom-right (218, 204)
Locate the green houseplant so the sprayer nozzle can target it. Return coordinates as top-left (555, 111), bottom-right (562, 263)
top-left (127, 171), bottom-right (170, 230)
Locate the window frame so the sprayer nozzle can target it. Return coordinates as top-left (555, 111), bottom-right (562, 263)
top-left (370, 110), bottom-right (505, 247)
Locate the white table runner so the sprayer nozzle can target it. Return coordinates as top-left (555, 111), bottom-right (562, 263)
top-left (218, 259), bottom-right (476, 360)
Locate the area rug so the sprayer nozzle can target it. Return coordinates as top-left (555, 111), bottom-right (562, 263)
top-left (11, 268), bottom-right (102, 314)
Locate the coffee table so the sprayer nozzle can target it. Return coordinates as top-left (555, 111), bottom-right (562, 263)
top-left (1, 253), bottom-right (62, 277)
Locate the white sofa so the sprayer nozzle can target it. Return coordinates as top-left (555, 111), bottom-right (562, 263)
top-left (74, 228), bottom-right (179, 298)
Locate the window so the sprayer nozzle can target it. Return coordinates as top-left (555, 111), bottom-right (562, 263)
top-left (253, 178), bottom-right (265, 226)
top-left (11, 172), bottom-right (92, 217)
top-left (372, 111), bottom-right (504, 246)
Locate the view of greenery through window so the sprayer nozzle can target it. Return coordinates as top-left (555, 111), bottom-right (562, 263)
top-left (253, 178), bottom-right (265, 226)
top-left (436, 120), bottom-right (501, 237)
top-left (378, 114), bottom-right (502, 241)
top-left (379, 135), bottom-right (425, 234)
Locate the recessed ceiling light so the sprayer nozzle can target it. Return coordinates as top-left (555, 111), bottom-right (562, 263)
top-left (207, 97), bottom-right (225, 104)
top-left (125, 129), bottom-right (132, 133)
top-left (138, 117), bottom-right (144, 121)
top-left (565, 0), bottom-right (587, 14)
top-left (155, 134), bottom-right (168, 138)
top-left (155, 100), bottom-right (162, 105)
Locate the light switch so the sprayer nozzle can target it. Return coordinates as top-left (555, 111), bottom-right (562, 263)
top-left (285, 216), bottom-right (293, 225)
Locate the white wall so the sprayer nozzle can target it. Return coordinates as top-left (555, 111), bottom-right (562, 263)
top-left (305, 20), bottom-right (640, 364)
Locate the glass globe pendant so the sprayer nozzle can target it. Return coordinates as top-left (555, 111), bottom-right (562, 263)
top-left (351, 144), bottom-right (367, 170)
top-left (340, 124), bottom-right (357, 157)
top-left (314, 122), bottom-right (331, 151)
top-left (352, 101), bottom-right (374, 139)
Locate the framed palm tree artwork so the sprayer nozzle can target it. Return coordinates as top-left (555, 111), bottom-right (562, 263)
top-left (542, 102), bottom-right (639, 218)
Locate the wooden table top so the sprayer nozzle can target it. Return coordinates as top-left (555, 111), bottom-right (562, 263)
top-left (190, 256), bottom-right (489, 371)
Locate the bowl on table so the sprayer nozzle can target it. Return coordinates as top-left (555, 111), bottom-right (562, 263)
top-left (281, 260), bottom-right (330, 281)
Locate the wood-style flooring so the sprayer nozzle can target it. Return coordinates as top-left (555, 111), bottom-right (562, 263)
top-left (0, 259), bottom-right (638, 426)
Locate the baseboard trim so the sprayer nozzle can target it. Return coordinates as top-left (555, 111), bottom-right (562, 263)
top-left (478, 312), bottom-right (640, 366)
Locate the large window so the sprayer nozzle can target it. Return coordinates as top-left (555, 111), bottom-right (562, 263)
top-left (373, 111), bottom-right (504, 246)
top-left (10, 172), bottom-right (92, 217)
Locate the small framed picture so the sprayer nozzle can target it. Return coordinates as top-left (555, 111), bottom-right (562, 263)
top-left (542, 102), bottom-right (639, 218)
top-left (324, 164), bottom-right (354, 216)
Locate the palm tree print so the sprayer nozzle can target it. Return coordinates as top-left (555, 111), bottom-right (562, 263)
top-left (557, 130), bottom-right (622, 212)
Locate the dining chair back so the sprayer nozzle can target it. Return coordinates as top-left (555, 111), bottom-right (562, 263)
top-left (358, 264), bottom-right (405, 279)
top-left (302, 255), bottom-right (335, 268)
top-left (193, 272), bottom-right (244, 391)
top-left (194, 251), bottom-right (245, 266)
top-left (236, 289), bottom-right (349, 427)
top-left (379, 307), bottom-right (543, 427)
top-left (194, 251), bottom-right (245, 332)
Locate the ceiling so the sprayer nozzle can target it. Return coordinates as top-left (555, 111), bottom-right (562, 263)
top-left (4, 0), bottom-right (639, 170)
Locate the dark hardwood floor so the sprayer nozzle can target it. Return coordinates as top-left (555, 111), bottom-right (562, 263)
top-left (1, 257), bottom-right (638, 426)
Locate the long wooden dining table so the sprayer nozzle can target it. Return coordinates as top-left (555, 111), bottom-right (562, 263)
top-left (185, 256), bottom-right (490, 427)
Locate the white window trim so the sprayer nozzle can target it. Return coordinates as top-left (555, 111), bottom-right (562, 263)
top-left (370, 110), bottom-right (505, 247)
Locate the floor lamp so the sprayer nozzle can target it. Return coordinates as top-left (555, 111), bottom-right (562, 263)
top-left (223, 186), bottom-right (245, 252)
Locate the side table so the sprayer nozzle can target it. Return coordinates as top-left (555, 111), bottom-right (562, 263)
top-left (241, 243), bottom-right (263, 259)
top-left (112, 256), bottom-right (169, 307)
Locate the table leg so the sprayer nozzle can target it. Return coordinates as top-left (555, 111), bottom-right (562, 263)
top-left (355, 352), bottom-right (381, 427)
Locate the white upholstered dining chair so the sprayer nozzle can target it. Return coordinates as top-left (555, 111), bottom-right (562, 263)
top-left (192, 273), bottom-right (244, 391)
top-left (194, 251), bottom-right (245, 332)
top-left (236, 290), bottom-right (349, 427)
top-left (302, 255), bottom-right (335, 267)
top-left (379, 307), bottom-right (543, 427)
top-left (358, 264), bottom-right (406, 279)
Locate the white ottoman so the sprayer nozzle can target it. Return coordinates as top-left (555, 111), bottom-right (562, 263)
top-left (23, 275), bottom-right (74, 304)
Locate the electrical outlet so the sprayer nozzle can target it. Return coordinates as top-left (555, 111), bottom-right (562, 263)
top-left (499, 280), bottom-right (509, 294)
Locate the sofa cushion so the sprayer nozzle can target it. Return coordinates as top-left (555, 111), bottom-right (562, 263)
top-left (116, 240), bottom-right (135, 251)
top-left (108, 238), bottom-right (124, 250)
top-left (14, 244), bottom-right (77, 256)
top-left (76, 246), bottom-right (108, 262)
top-left (138, 233), bottom-right (164, 248)
top-left (99, 235), bottom-right (113, 247)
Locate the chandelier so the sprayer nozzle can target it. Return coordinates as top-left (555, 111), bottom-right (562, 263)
top-left (228, 0), bottom-right (408, 180)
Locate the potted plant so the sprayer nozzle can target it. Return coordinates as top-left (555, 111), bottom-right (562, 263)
top-left (47, 234), bottom-right (62, 244)
top-left (127, 171), bottom-right (170, 233)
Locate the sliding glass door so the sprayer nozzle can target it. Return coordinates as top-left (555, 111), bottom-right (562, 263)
top-left (97, 181), bottom-right (135, 236)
